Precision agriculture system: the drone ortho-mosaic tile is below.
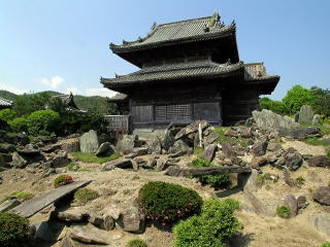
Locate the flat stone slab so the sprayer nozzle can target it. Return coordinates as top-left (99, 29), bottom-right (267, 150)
top-left (10, 180), bottom-right (92, 218)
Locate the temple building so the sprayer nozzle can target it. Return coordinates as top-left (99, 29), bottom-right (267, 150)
top-left (102, 12), bottom-right (279, 130)
top-left (0, 96), bottom-right (13, 110)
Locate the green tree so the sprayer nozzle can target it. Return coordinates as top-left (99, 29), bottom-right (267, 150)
top-left (12, 92), bottom-right (51, 117)
top-left (259, 97), bottom-right (289, 115)
top-left (282, 85), bottom-right (312, 114)
top-left (27, 109), bottom-right (60, 135)
top-left (309, 86), bottom-right (330, 117)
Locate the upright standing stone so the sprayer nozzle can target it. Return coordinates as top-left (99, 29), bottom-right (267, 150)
top-left (298, 105), bottom-right (314, 125)
top-left (312, 114), bottom-right (320, 126)
top-left (79, 130), bottom-right (99, 153)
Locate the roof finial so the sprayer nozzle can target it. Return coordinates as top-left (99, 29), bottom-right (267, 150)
top-left (151, 21), bottom-right (157, 30)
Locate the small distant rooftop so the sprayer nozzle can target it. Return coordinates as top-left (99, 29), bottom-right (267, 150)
top-left (0, 96), bottom-right (13, 108)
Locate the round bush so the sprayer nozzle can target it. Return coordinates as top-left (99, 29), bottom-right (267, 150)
top-left (27, 109), bottom-right (60, 136)
top-left (0, 212), bottom-right (30, 247)
top-left (54, 175), bottom-right (74, 188)
top-left (8, 117), bottom-right (29, 133)
top-left (127, 239), bottom-right (147, 247)
top-left (321, 241), bottom-right (330, 247)
top-left (173, 199), bottom-right (240, 247)
top-left (276, 205), bottom-right (291, 219)
top-left (138, 181), bottom-right (203, 224)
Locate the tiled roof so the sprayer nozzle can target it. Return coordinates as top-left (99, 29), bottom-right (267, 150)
top-left (244, 63), bottom-right (280, 81)
top-left (102, 60), bottom-right (244, 88)
top-left (110, 15), bottom-right (236, 53)
top-left (0, 97), bottom-right (13, 107)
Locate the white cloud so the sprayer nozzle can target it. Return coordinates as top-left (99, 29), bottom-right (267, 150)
top-left (38, 76), bottom-right (64, 89)
top-left (0, 82), bottom-right (27, 95)
top-left (64, 87), bottom-right (81, 95)
top-left (85, 88), bottom-right (116, 98)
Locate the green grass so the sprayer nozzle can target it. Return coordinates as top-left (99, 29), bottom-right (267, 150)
top-left (66, 162), bottom-right (79, 171)
top-left (276, 206), bottom-right (291, 219)
top-left (126, 239), bottom-right (147, 247)
top-left (303, 138), bottom-right (330, 146)
top-left (74, 188), bottom-right (99, 203)
top-left (1, 191), bottom-right (34, 203)
top-left (71, 152), bottom-right (121, 164)
top-left (300, 124), bottom-right (330, 136)
top-left (213, 126), bottom-right (248, 147)
top-left (193, 147), bottom-right (204, 156)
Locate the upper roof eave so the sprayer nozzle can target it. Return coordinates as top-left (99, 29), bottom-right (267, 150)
top-left (110, 22), bottom-right (236, 54)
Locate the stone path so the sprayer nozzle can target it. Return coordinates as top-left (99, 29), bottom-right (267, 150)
top-left (11, 180), bottom-right (92, 218)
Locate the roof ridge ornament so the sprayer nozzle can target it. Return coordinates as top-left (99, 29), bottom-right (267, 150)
top-left (151, 21), bottom-right (157, 30)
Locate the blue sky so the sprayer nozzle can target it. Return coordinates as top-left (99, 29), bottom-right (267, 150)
top-left (0, 0), bottom-right (329, 99)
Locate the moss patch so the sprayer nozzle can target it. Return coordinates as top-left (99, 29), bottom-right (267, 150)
top-left (71, 152), bottom-right (121, 164)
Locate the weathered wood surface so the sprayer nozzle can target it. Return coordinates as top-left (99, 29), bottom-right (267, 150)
top-left (165, 166), bottom-right (251, 177)
top-left (10, 180), bottom-right (92, 218)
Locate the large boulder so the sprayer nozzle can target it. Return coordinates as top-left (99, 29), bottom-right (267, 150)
top-left (308, 155), bottom-right (330, 168)
top-left (284, 194), bottom-right (298, 217)
top-left (95, 142), bottom-right (115, 157)
top-left (251, 139), bottom-right (268, 156)
top-left (309, 213), bottom-right (330, 236)
top-left (79, 130), bottom-right (99, 153)
top-left (298, 105), bottom-right (314, 125)
top-left (51, 151), bottom-right (70, 168)
top-left (201, 144), bottom-right (217, 162)
top-left (252, 109), bottom-right (299, 132)
top-left (312, 186), bottom-right (330, 206)
top-left (117, 206), bottom-right (145, 233)
top-left (175, 120), bottom-right (210, 140)
top-left (70, 224), bottom-right (110, 245)
top-left (11, 152), bottom-right (28, 168)
top-left (61, 140), bottom-right (80, 153)
top-left (169, 140), bottom-right (189, 154)
top-left (101, 159), bottom-right (132, 171)
top-left (312, 114), bottom-right (320, 125)
top-left (275, 148), bottom-right (303, 171)
top-left (116, 135), bottom-right (138, 152)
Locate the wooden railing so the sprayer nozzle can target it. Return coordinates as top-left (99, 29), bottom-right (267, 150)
top-left (104, 115), bottom-right (130, 132)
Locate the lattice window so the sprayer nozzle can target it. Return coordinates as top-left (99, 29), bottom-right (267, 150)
top-left (155, 104), bottom-right (191, 121)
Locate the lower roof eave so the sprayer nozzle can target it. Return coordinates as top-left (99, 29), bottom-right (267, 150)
top-left (102, 69), bottom-right (243, 92)
top-left (244, 76), bottom-right (280, 94)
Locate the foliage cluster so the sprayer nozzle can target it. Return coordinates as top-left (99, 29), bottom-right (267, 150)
top-left (320, 241), bottom-right (330, 247)
top-left (173, 198), bottom-right (240, 247)
top-left (259, 85), bottom-right (330, 117)
top-left (71, 152), bottom-right (121, 164)
top-left (0, 90), bottom-right (115, 137)
top-left (54, 175), bottom-right (74, 188)
top-left (191, 157), bottom-right (231, 189)
top-left (276, 205), bottom-right (291, 219)
top-left (138, 181), bottom-right (203, 224)
top-left (74, 188), bottom-right (99, 203)
top-left (0, 212), bottom-right (30, 247)
top-left (1, 191), bottom-right (34, 204)
top-left (126, 239), bottom-right (147, 247)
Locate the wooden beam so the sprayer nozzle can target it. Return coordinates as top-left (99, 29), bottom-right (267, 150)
top-left (165, 166), bottom-right (251, 177)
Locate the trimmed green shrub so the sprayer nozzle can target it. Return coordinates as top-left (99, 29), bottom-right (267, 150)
top-left (259, 97), bottom-right (289, 115)
top-left (27, 109), bottom-right (60, 136)
top-left (173, 198), bottom-right (240, 247)
top-left (8, 117), bottom-right (29, 133)
top-left (0, 212), bottom-right (30, 247)
top-left (138, 181), bottom-right (203, 224)
top-left (191, 157), bottom-right (231, 189)
top-left (54, 175), bottom-right (74, 188)
top-left (0, 109), bottom-right (16, 122)
top-left (127, 239), bottom-right (147, 247)
top-left (276, 205), bottom-right (291, 219)
top-left (74, 188), bottom-right (99, 203)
